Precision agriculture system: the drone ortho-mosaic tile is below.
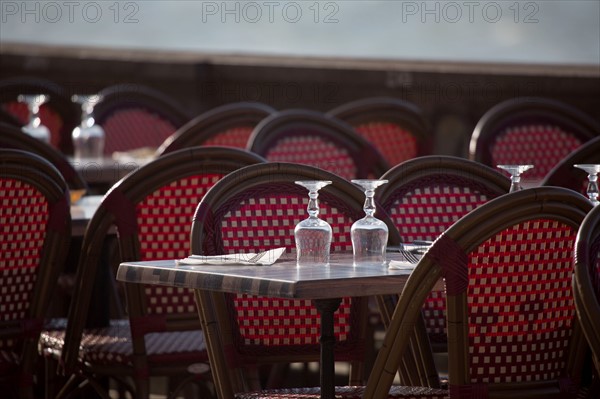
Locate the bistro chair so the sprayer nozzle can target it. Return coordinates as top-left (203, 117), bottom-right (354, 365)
top-left (0, 149), bottom-right (71, 399)
top-left (327, 97), bottom-right (432, 166)
top-left (92, 83), bottom-right (191, 155)
top-left (39, 147), bottom-right (266, 399)
top-left (469, 97), bottom-right (599, 181)
top-left (367, 186), bottom-right (593, 399)
top-left (376, 155), bottom-right (511, 356)
top-left (542, 135), bottom-right (600, 197)
top-left (574, 203), bottom-right (600, 380)
top-left (247, 109), bottom-right (389, 180)
top-left (191, 163), bottom-right (408, 398)
top-left (188, 162), bottom-right (450, 399)
top-left (157, 101), bottom-right (276, 154)
top-left (0, 77), bottom-right (80, 154)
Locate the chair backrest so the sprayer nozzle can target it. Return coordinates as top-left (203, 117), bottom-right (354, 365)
top-left (574, 203), bottom-right (600, 374)
top-left (190, 162), bottom-right (401, 394)
top-left (542, 135), bottom-right (600, 196)
top-left (469, 97), bottom-right (599, 180)
top-left (0, 77), bottom-right (81, 154)
top-left (158, 102), bottom-right (276, 154)
top-left (368, 187), bottom-right (593, 398)
top-left (327, 97), bottom-right (432, 166)
top-left (0, 122), bottom-right (88, 191)
top-left (60, 146), bottom-right (265, 373)
top-left (92, 84), bottom-right (191, 155)
top-left (0, 149), bottom-right (71, 396)
top-left (247, 109), bottom-right (390, 180)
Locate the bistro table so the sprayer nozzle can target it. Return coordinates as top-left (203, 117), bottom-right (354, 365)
top-left (70, 155), bottom-right (153, 193)
top-left (117, 252), bottom-right (420, 399)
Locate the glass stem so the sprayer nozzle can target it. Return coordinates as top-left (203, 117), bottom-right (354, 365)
top-left (510, 174), bottom-right (521, 192)
top-left (363, 189), bottom-right (375, 217)
top-left (587, 173), bottom-right (599, 205)
top-left (307, 189), bottom-right (320, 219)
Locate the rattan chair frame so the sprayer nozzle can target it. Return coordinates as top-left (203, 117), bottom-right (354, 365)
top-left (542, 135), bottom-right (600, 194)
top-left (246, 109), bottom-right (390, 179)
top-left (327, 96), bottom-right (432, 165)
top-left (47, 147), bottom-right (265, 399)
top-left (190, 162), bottom-right (403, 399)
top-left (469, 97), bottom-right (599, 172)
top-left (0, 149), bottom-right (71, 399)
top-left (574, 204), bottom-right (600, 374)
top-left (158, 102), bottom-right (276, 154)
top-left (367, 187), bottom-right (593, 399)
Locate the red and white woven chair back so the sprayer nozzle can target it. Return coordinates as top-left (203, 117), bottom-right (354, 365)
top-left (136, 174), bottom-right (223, 316)
top-left (381, 176), bottom-right (504, 343)
top-left (200, 126), bottom-right (255, 148)
top-left (260, 132), bottom-right (358, 180)
top-left (102, 108), bottom-right (179, 155)
top-left (466, 218), bottom-right (577, 385)
top-left (355, 121), bottom-right (417, 166)
top-left (490, 124), bottom-right (583, 180)
top-left (0, 179), bottom-right (49, 351)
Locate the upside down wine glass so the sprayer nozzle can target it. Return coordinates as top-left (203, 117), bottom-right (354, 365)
top-left (351, 179), bottom-right (389, 266)
top-left (497, 164), bottom-right (534, 192)
top-left (17, 94), bottom-right (51, 144)
top-left (72, 94), bottom-right (105, 160)
top-left (294, 181), bottom-right (333, 266)
top-left (574, 164), bottom-right (600, 206)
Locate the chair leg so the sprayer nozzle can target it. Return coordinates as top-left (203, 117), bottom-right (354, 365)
top-left (44, 356), bottom-right (63, 399)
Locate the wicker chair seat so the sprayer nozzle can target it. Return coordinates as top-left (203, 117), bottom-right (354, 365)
top-left (41, 320), bottom-right (207, 366)
top-left (237, 385), bottom-right (448, 399)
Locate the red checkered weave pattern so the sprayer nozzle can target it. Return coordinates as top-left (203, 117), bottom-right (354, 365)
top-left (355, 122), bottom-right (418, 166)
top-left (102, 108), bottom-right (178, 154)
top-left (202, 126), bottom-right (254, 148)
top-left (467, 219), bottom-right (576, 384)
top-left (136, 174), bottom-right (222, 315)
top-left (491, 125), bottom-right (583, 179)
top-left (263, 136), bottom-right (357, 180)
top-left (383, 180), bottom-right (500, 342)
top-left (386, 185), bottom-right (490, 243)
top-left (0, 178), bottom-right (48, 350)
top-left (220, 192), bottom-right (355, 348)
top-left (3, 101), bottom-right (65, 149)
